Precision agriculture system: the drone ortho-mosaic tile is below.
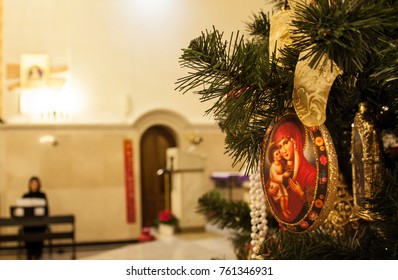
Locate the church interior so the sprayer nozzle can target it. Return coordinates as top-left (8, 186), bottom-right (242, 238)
top-left (0, 0), bottom-right (271, 260)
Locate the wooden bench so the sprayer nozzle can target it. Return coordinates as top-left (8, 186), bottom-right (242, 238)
top-left (0, 215), bottom-right (76, 259)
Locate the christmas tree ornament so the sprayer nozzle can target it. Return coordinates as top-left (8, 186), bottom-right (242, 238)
top-left (269, 1), bottom-right (343, 127)
top-left (292, 50), bottom-right (343, 127)
top-left (249, 168), bottom-right (268, 259)
top-left (322, 174), bottom-right (358, 237)
top-left (260, 112), bottom-right (338, 232)
top-left (177, 0), bottom-right (398, 259)
top-left (351, 102), bottom-right (385, 221)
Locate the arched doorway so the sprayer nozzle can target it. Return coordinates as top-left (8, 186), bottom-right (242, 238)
top-left (140, 125), bottom-right (176, 227)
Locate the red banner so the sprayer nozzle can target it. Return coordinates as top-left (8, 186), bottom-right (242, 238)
top-left (124, 139), bottom-right (136, 223)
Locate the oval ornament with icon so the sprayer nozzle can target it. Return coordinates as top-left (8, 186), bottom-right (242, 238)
top-left (260, 113), bottom-right (338, 232)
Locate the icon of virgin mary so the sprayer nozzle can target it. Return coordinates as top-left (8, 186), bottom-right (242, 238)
top-left (263, 114), bottom-right (317, 224)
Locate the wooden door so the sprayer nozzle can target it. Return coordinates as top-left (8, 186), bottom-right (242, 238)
top-left (140, 125), bottom-right (176, 227)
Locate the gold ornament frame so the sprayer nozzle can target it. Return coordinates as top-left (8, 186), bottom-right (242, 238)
top-left (351, 102), bottom-right (384, 221)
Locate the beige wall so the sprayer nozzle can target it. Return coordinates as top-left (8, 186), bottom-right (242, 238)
top-left (0, 113), bottom-right (236, 242)
top-left (0, 124), bottom-right (136, 241)
top-left (0, 1), bottom-right (270, 242)
top-left (2, 0), bottom-right (270, 124)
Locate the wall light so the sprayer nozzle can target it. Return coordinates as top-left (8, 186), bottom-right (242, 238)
top-left (19, 87), bottom-right (77, 121)
top-left (39, 135), bottom-right (57, 146)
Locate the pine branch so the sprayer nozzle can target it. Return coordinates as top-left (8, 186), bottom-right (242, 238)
top-left (177, 0), bottom-right (398, 261)
top-left (371, 45), bottom-right (398, 92)
top-left (245, 11), bottom-right (271, 43)
top-left (197, 190), bottom-right (251, 231)
top-left (230, 231), bottom-right (252, 260)
top-left (261, 223), bottom-right (395, 259)
top-left (261, 165), bottom-right (398, 260)
top-left (176, 18), bottom-right (295, 170)
top-left (176, 1), bottom-right (398, 171)
top-left (291, 0), bottom-right (397, 73)
top-left (368, 165), bottom-right (398, 243)
top-left (196, 190), bottom-right (279, 260)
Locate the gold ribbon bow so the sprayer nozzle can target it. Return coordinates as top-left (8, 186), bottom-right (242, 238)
top-left (269, 0), bottom-right (343, 127)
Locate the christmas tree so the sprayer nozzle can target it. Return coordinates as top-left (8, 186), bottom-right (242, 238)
top-left (176, 0), bottom-right (398, 259)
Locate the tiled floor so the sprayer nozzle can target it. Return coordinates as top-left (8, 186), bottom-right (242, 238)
top-left (82, 231), bottom-right (236, 260)
top-left (0, 227), bottom-right (237, 260)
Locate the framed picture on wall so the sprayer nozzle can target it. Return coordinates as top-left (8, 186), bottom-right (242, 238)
top-left (20, 54), bottom-right (50, 88)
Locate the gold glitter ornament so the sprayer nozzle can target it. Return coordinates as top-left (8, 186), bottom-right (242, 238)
top-left (351, 102), bottom-right (385, 221)
top-left (322, 174), bottom-right (358, 237)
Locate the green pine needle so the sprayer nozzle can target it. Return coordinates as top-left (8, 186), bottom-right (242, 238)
top-left (179, 1), bottom-right (398, 259)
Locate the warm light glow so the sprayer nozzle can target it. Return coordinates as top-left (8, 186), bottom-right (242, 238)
top-left (129, 0), bottom-right (178, 21)
top-left (39, 135), bottom-right (56, 144)
top-left (19, 86), bottom-right (81, 121)
top-left (133, 0), bottom-right (170, 11)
